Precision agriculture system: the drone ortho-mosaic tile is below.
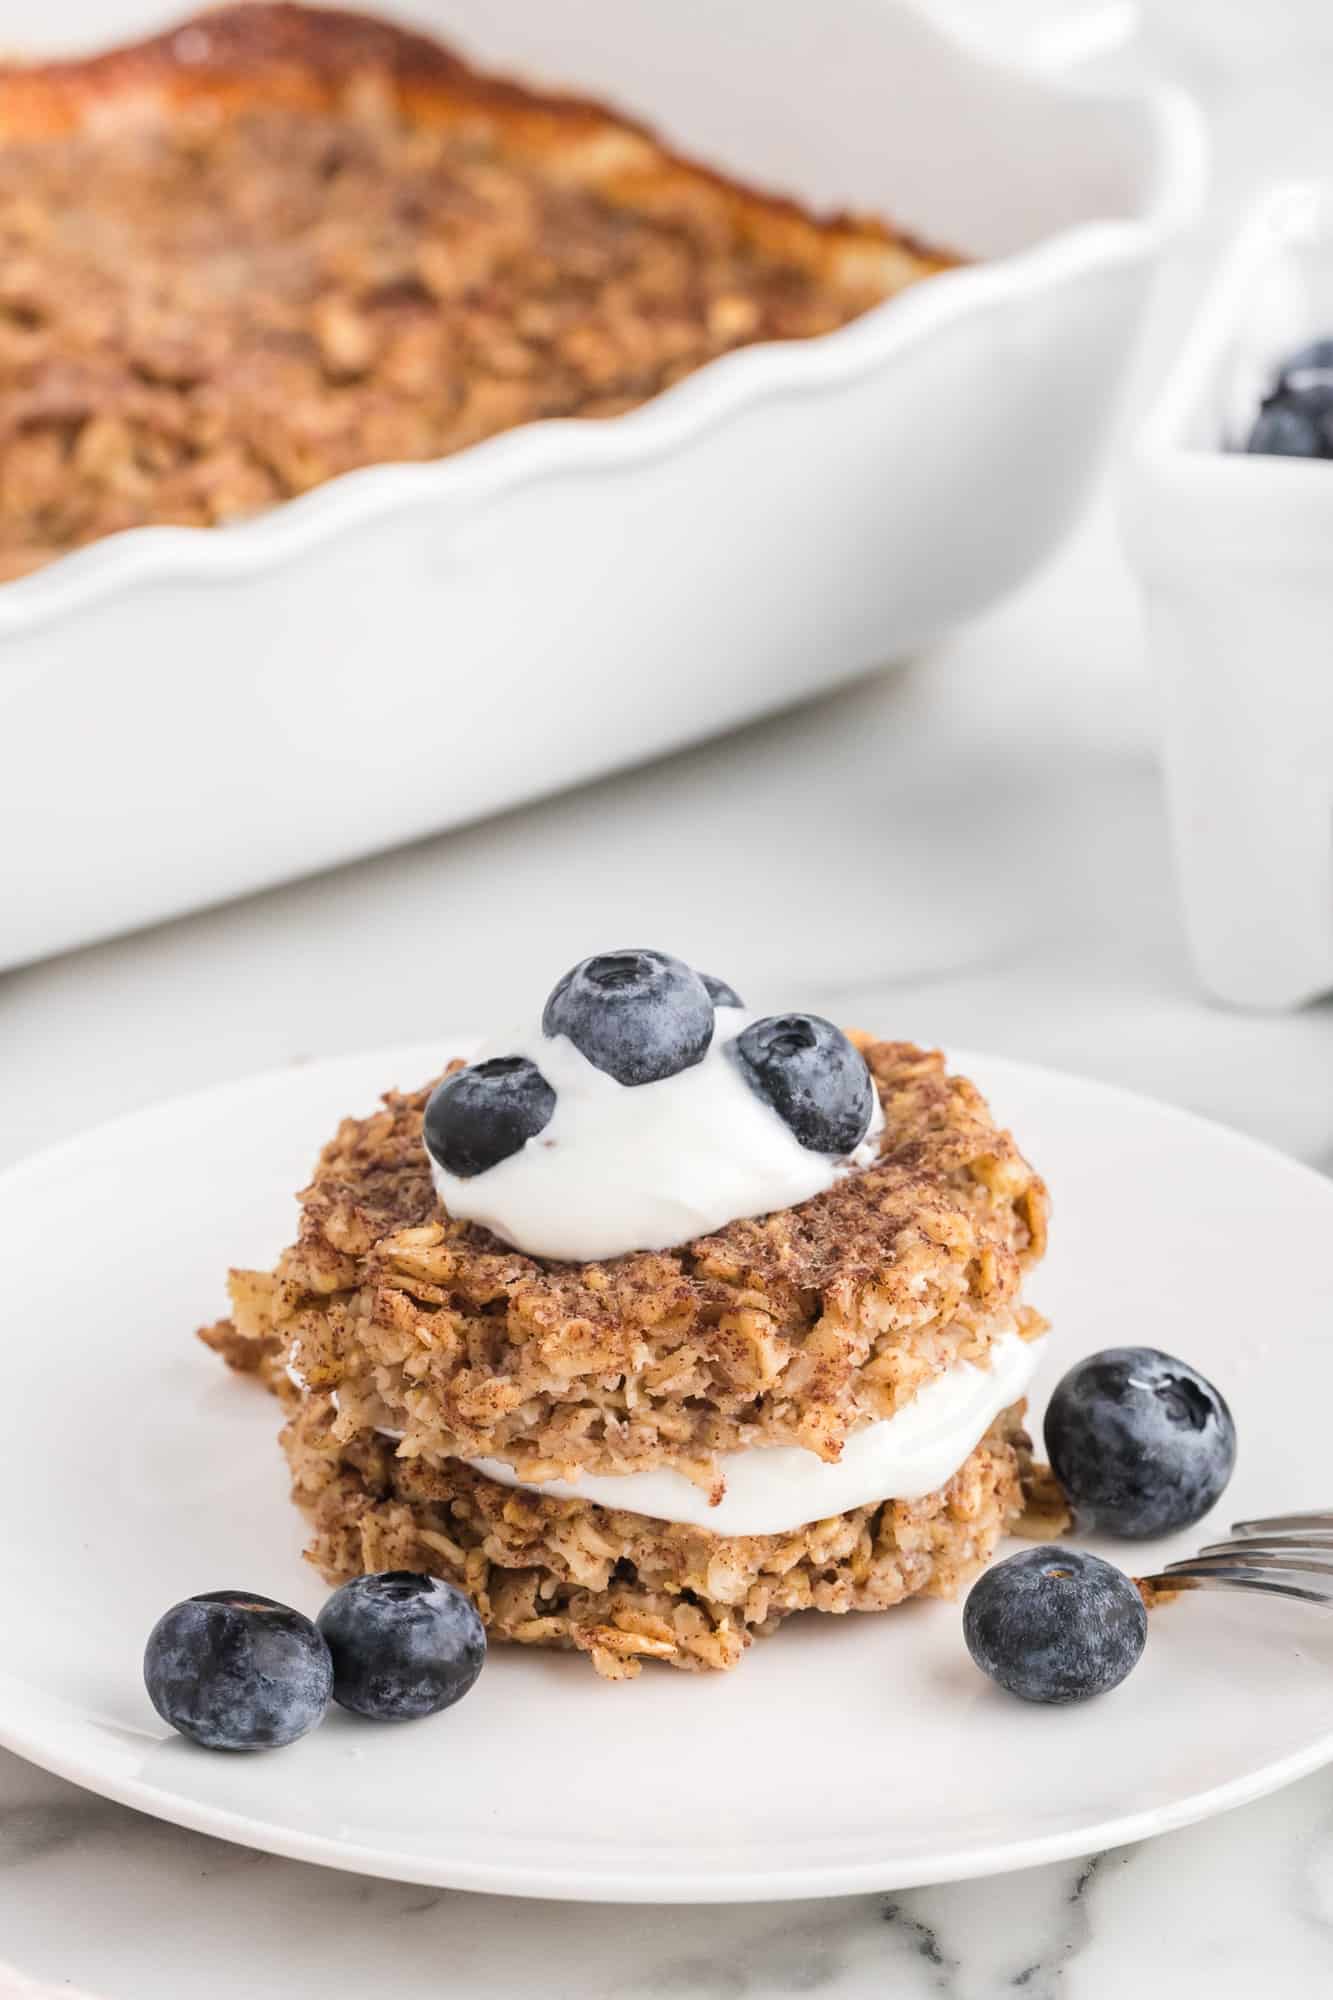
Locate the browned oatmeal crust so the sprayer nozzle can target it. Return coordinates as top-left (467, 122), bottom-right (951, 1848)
top-left (203, 1037), bottom-right (1048, 1491)
top-left (1135, 1575), bottom-right (1184, 1612)
top-left (1010, 1457), bottom-right (1075, 1541)
top-left (284, 1393), bottom-right (1029, 1678)
top-left (0, 4), bottom-right (955, 580)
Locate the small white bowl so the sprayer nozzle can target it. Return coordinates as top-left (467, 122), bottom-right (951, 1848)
top-left (1124, 184), bottom-right (1333, 1012)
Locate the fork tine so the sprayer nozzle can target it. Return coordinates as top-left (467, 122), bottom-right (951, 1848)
top-left (1232, 1512), bottom-right (1333, 1536)
top-left (1166, 1550), bottom-right (1333, 1581)
top-left (1200, 1534), bottom-right (1333, 1557)
top-left (1139, 1568), bottom-right (1333, 1609)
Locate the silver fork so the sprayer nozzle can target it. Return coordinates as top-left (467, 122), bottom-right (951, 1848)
top-left (1139, 1512), bottom-right (1333, 1608)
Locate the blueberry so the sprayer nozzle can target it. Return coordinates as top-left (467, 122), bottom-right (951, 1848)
top-left (1246, 398), bottom-right (1323, 457)
top-left (144, 1591), bottom-right (332, 1751)
top-left (964, 1546), bottom-right (1146, 1704)
top-left (1277, 337), bottom-right (1333, 400)
top-left (542, 950), bottom-right (714, 1086)
top-left (317, 1572), bottom-right (486, 1721)
top-left (700, 972), bottom-right (745, 1009)
top-left (423, 1056), bottom-right (555, 1178)
top-left (1043, 1346), bottom-right (1236, 1540)
top-left (727, 1013), bottom-right (873, 1154)
top-left (1246, 339), bottom-right (1333, 456)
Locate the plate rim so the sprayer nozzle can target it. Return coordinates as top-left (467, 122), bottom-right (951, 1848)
top-left (6, 1697), bottom-right (1333, 1904)
top-left (4, 1036), bottom-right (1333, 1903)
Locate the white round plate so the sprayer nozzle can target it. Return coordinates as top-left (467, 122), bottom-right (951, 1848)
top-left (3, 1041), bottom-right (1332, 1903)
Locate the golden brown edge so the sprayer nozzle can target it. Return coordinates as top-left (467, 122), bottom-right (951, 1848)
top-left (0, 2), bottom-right (957, 285)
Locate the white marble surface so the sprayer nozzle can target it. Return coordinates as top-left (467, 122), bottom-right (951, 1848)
top-left (6, 3), bottom-right (1333, 1993)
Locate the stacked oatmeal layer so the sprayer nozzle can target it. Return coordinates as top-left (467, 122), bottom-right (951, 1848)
top-left (205, 1037), bottom-right (1048, 1679)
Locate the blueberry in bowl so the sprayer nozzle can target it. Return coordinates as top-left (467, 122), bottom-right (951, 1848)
top-left (423, 1055), bottom-right (556, 1177)
top-left (964, 1546), bottom-right (1147, 1704)
top-left (317, 1572), bottom-right (487, 1721)
top-left (728, 1012), bottom-right (875, 1154)
top-left (1247, 401), bottom-right (1323, 458)
top-left (144, 1591), bottom-right (332, 1750)
top-left (1043, 1345), bottom-right (1236, 1539)
top-left (1277, 336), bottom-right (1333, 403)
top-left (1245, 336), bottom-right (1333, 458)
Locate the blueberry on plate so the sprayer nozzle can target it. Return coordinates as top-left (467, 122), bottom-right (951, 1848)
top-left (317, 1572), bottom-right (486, 1721)
top-left (144, 1591), bottom-right (332, 1751)
top-left (728, 1012), bottom-right (874, 1154)
top-left (1246, 397), bottom-right (1324, 458)
top-left (542, 949), bottom-right (714, 1086)
top-left (423, 1056), bottom-right (556, 1178)
top-left (1043, 1345), bottom-right (1236, 1539)
top-left (700, 972), bottom-right (745, 1009)
top-left (964, 1546), bottom-right (1147, 1705)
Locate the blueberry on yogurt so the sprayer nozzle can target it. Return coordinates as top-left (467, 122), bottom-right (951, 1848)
top-left (1043, 1346), bottom-right (1236, 1539)
top-left (728, 1013), bottom-right (874, 1154)
top-left (964, 1547), bottom-right (1147, 1705)
top-left (317, 1572), bottom-right (486, 1721)
top-left (144, 1591), bottom-right (332, 1750)
top-left (423, 1056), bottom-right (556, 1178)
top-left (542, 949), bottom-right (714, 1085)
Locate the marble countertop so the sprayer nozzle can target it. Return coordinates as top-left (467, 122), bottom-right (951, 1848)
top-left (5, 5), bottom-right (1333, 1993)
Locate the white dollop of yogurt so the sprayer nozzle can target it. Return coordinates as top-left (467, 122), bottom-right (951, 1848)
top-left (454, 1331), bottom-right (1043, 1536)
top-left (429, 1008), bottom-right (883, 1263)
top-left (322, 1330), bottom-right (1041, 1534)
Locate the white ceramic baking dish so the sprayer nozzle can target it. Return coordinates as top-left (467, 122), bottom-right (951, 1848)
top-left (1124, 183), bottom-right (1333, 1012)
top-left (0, 0), bottom-right (1202, 970)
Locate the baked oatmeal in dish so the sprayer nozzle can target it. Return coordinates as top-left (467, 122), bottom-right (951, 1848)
top-left (204, 952), bottom-right (1049, 1679)
top-left (0, 3), bottom-right (955, 582)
